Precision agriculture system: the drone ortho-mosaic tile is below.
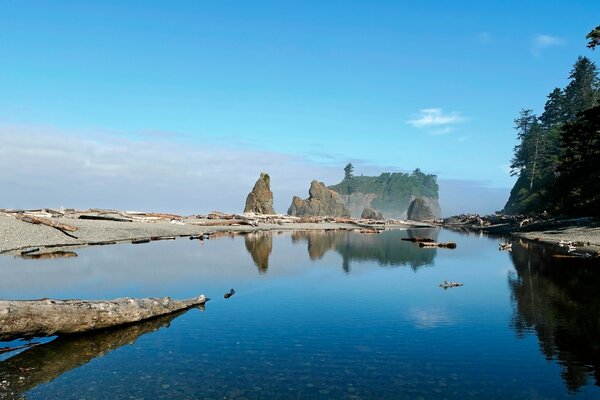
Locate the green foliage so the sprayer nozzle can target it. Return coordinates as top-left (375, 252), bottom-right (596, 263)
top-left (505, 52), bottom-right (600, 215)
top-left (343, 163), bottom-right (354, 180)
top-left (553, 105), bottom-right (600, 216)
top-left (587, 25), bottom-right (600, 50)
top-left (330, 168), bottom-right (438, 215)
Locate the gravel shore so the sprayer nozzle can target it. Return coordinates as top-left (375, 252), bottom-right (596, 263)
top-left (0, 213), bottom-right (424, 256)
top-left (513, 221), bottom-right (600, 253)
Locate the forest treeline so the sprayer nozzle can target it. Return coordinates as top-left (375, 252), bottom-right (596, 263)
top-left (504, 25), bottom-right (600, 216)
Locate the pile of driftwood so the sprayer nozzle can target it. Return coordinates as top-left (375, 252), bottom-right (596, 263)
top-left (441, 212), bottom-right (561, 234)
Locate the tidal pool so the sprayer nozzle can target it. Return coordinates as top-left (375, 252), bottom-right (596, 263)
top-left (1, 228), bottom-right (599, 399)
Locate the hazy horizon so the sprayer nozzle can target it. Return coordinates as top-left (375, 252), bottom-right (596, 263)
top-left (1, 2), bottom-right (596, 215)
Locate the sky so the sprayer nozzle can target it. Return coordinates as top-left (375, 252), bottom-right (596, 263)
top-left (1, 1), bottom-right (599, 215)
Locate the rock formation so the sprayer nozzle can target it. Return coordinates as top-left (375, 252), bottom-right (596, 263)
top-left (244, 173), bottom-right (275, 214)
top-left (407, 198), bottom-right (437, 221)
top-left (328, 171), bottom-right (441, 219)
top-left (288, 180), bottom-right (350, 217)
top-left (361, 207), bottom-right (383, 220)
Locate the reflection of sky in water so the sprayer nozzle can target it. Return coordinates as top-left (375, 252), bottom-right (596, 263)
top-left (1, 229), bottom-right (599, 399)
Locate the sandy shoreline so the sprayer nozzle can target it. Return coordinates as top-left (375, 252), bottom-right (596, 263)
top-left (0, 212), bottom-right (428, 256)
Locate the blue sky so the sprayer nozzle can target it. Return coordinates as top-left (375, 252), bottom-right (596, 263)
top-left (1, 1), bottom-right (599, 215)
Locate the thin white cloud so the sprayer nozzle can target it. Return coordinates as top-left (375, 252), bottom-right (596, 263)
top-left (532, 34), bottom-right (565, 56)
top-left (407, 108), bottom-right (464, 134)
top-left (0, 123), bottom-right (343, 214)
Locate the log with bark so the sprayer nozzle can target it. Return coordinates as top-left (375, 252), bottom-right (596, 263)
top-left (0, 294), bottom-right (207, 341)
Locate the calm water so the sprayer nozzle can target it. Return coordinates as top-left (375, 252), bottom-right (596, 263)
top-left (1, 228), bottom-right (600, 399)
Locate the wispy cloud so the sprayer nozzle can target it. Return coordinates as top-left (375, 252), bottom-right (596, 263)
top-left (532, 34), bottom-right (565, 56)
top-left (0, 123), bottom-right (342, 214)
top-left (407, 108), bottom-right (464, 134)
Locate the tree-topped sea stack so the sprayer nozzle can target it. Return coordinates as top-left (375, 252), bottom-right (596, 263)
top-left (288, 180), bottom-right (350, 217)
top-left (329, 166), bottom-right (440, 219)
top-left (244, 173), bottom-right (275, 214)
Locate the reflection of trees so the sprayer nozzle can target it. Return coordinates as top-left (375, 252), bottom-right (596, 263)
top-left (291, 229), bottom-right (438, 272)
top-left (508, 240), bottom-right (600, 391)
top-left (244, 232), bottom-right (273, 273)
top-left (0, 310), bottom-right (192, 399)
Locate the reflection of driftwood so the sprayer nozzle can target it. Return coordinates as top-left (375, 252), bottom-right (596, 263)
top-left (15, 213), bottom-right (79, 238)
top-left (419, 242), bottom-right (457, 249)
top-left (0, 311), bottom-right (189, 399)
top-left (17, 251), bottom-right (78, 260)
top-left (402, 237), bottom-right (434, 243)
top-left (0, 295), bottom-right (207, 341)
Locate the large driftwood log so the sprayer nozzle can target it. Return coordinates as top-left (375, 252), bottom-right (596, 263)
top-left (0, 311), bottom-right (187, 399)
top-left (15, 214), bottom-right (78, 232)
top-left (0, 295), bottom-right (207, 341)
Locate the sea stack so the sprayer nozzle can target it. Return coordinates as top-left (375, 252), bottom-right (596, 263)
top-left (407, 198), bottom-right (436, 221)
top-left (288, 180), bottom-right (350, 217)
top-left (244, 173), bottom-right (275, 214)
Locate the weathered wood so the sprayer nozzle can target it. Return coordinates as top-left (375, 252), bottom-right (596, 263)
top-left (0, 295), bottom-right (207, 341)
top-left (439, 281), bottom-right (463, 289)
top-left (402, 237), bottom-right (435, 243)
top-left (419, 242), bottom-right (457, 249)
top-left (0, 311), bottom-right (189, 399)
top-left (78, 215), bottom-right (133, 222)
top-left (15, 214), bottom-right (78, 232)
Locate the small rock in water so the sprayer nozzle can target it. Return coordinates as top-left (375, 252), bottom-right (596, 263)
top-left (224, 288), bottom-right (236, 298)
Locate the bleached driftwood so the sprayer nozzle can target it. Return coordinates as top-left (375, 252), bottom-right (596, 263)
top-left (0, 295), bottom-right (207, 341)
top-left (15, 214), bottom-right (78, 232)
top-left (0, 311), bottom-right (188, 399)
top-left (419, 242), bottom-right (457, 249)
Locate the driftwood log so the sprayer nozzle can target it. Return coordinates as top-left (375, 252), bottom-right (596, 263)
top-left (419, 242), bottom-right (457, 249)
top-left (0, 311), bottom-right (187, 399)
top-left (0, 295), bottom-right (207, 341)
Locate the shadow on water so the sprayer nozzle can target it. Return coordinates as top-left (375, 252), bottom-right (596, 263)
top-left (290, 228), bottom-right (439, 273)
top-left (0, 309), bottom-right (197, 400)
top-left (508, 239), bottom-right (600, 391)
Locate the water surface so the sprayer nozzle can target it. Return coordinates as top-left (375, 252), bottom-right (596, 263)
top-left (1, 228), bottom-right (599, 399)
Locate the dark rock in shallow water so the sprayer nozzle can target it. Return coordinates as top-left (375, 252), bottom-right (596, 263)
top-left (244, 172), bottom-right (275, 214)
top-left (407, 198), bottom-right (436, 221)
top-left (288, 181), bottom-right (350, 218)
top-left (361, 207), bottom-right (383, 220)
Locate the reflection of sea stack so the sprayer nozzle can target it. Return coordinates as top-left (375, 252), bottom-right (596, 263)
top-left (244, 231), bottom-right (273, 273)
top-left (244, 173), bottom-right (275, 214)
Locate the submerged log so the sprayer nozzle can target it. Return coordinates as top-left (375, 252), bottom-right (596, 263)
top-left (0, 295), bottom-right (207, 341)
